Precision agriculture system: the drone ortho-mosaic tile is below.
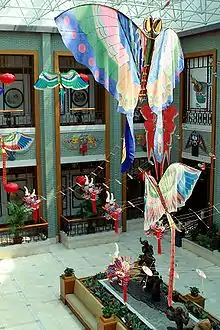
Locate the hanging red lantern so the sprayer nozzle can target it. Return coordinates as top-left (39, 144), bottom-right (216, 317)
top-left (4, 182), bottom-right (19, 193)
top-left (76, 175), bottom-right (86, 186)
top-left (79, 73), bottom-right (89, 83)
top-left (0, 73), bottom-right (15, 85)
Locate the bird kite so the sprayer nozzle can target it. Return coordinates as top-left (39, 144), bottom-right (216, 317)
top-left (55, 4), bottom-right (184, 172)
top-left (34, 70), bottom-right (89, 111)
top-left (0, 132), bottom-right (34, 186)
top-left (144, 163), bottom-right (201, 306)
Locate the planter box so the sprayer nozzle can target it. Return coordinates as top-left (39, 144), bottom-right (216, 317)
top-left (184, 294), bottom-right (205, 308)
top-left (182, 238), bottom-right (220, 267)
top-left (60, 275), bottom-right (75, 303)
top-left (99, 316), bottom-right (117, 330)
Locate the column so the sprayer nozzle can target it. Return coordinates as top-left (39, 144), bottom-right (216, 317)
top-left (40, 33), bottom-right (58, 238)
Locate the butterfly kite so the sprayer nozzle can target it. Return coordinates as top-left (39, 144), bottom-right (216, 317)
top-left (34, 70), bottom-right (89, 111)
top-left (144, 162), bottom-right (201, 306)
top-left (55, 5), bottom-right (184, 172)
top-left (0, 132), bottom-right (34, 186)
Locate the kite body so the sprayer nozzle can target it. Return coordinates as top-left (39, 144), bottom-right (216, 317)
top-left (55, 4), bottom-right (184, 172)
top-left (0, 132), bottom-right (34, 160)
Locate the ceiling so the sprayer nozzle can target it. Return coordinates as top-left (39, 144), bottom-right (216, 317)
top-left (0, 0), bottom-right (220, 32)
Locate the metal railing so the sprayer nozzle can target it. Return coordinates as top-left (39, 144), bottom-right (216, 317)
top-left (60, 215), bottom-right (114, 236)
top-left (0, 217), bottom-right (48, 246)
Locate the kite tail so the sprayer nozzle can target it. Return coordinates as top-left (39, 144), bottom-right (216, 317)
top-left (2, 149), bottom-right (7, 185)
top-left (168, 226), bottom-right (175, 307)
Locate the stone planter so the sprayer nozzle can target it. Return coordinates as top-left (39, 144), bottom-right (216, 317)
top-left (99, 315), bottom-right (117, 330)
top-left (60, 275), bottom-right (75, 303)
top-left (184, 294), bottom-right (205, 308)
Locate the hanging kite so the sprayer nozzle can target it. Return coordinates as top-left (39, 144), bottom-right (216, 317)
top-left (55, 5), bottom-right (184, 172)
top-left (144, 163), bottom-right (201, 306)
top-left (103, 191), bottom-right (122, 234)
top-left (145, 220), bottom-right (168, 255)
top-left (24, 186), bottom-right (41, 222)
top-left (0, 132), bottom-right (34, 188)
top-left (34, 70), bottom-right (89, 112)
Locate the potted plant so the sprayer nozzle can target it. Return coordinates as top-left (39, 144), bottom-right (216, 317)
top-left (60, 267), bottom-right (76, 303)
top-left (7, 202), bottom-right (32, 244)
top-left (184, 286), bottom-right (205, 308)
top-left (99, 305), bottom-right (117, 330)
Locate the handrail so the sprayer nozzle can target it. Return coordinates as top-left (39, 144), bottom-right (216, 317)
top-left (0, 217), bottom-right (48, 232)
top-left (60, 215), bottom-right (105, 223)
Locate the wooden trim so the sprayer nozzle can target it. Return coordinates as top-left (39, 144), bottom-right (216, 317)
top-left (0, 50), bottom-right (42, 217)
top-left (209, 49), bottom-right (217, 218)
top-left (105, 89), bottom-right (110, 185)
top-left (33, 51), bottom-right (43, 218)
top-left (184, 50), bottom-right (217, 59)
top-left (121, 115), bottom-right (127, 232)
top-left (179, 50), bottom-right (217, 221)
top-left (178, 71), bottom-right (184, 162)
top-left (54, 51), bottom-right (62, 242)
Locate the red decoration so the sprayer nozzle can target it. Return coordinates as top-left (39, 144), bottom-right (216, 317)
top-left (2, 150), bottom-right (7, 185)
top-left (79, 143), bottom-right (88, 155)
top-left (4, 182), bottom-right (19, 193)
top-left (138, 171), bottom-right (145, 182)
top-left (91, 191), bottom-right (97, 213)
top-left (79, 73), bottom-right (89, 83)
top-left (76, 176), bottom-right (86, 186)
top-left (141, 104), bottom-right (178, 179)
top-left (0, 73), bottom-right (15, 85)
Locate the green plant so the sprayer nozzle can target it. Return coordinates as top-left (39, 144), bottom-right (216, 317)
top-left (190, 286), bottom-right (200, 297)
top-left (102, 305), bottom-right (114, 318)
top-left (7, 202), bottom-right (32, 237)
top-left (64, 267), bottom-right (74, 277)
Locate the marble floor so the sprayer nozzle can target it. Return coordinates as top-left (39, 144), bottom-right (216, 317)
top-left (0, 228), bottom-right (220, 330)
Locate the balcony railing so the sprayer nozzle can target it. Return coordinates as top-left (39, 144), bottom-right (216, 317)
top-left (0, 217), bottom-right (48, 246)
top-left (60, 215), bottom-right (114, 236)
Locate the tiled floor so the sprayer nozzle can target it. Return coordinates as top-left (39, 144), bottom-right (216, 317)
top-left (0, 229), bottom-right (220, 330)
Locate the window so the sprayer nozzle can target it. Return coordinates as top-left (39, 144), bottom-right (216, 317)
top-left (0, 166), bottom-right (37, 220)
top-left (0, 55), bottom-right (35, 128)
top-left (183, 55), bottom-right (213, 125)
top-left (59, 56), bottom-right (105, 125)
top-left (61, 162), bottom-right (105, 218)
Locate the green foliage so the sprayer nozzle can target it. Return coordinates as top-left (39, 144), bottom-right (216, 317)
top-left (64, 267), bottom-right (74, 277)
top-left (81, 198), bottom-right (103, 218)
top-left (190, 286), bottom-right (200, 297)
top-left (7, 202), bottom-right (32, 237)
top-left (191, 223), bottom-right (218, 251)
top-left (102, 305), bottom-right (114, 318)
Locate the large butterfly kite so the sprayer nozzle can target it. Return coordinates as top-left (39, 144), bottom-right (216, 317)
top-left (55, 5), bottom-right (184, 172)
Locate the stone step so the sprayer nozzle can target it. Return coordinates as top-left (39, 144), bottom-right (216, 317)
top-left (66, 293), bottom-right (98, 330)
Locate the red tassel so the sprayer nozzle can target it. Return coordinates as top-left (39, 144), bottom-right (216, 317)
top-left (123, 284), bottom-right (127, 303)
top-left (33, 208), bottom-right (38, 222)
top-left (2, 151), bottom-right (7, 185)
top-left (157, 238), bottom-right (162, 254)
top-left (168, 227), bottom-right (175, 307)
top-left (91, 192), bottom-right (97, 213)
top-left (115, 219), bottom-right (119, 235)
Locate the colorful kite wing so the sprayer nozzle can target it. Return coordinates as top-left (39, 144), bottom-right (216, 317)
top-left (60, 70), bottom-right (89, 89)
top-left (158, 163), bottom-right (201, 213)
top-left (144, 174), bottom-right (165, 231)
top-left (3, 132), bottom-right (34, 152)
top-left (34, 71), bottom-right (59, 89)
top-left (147, 29), bottom-right (184, 163)
top-left (55, 4), bottom-right (147, 172)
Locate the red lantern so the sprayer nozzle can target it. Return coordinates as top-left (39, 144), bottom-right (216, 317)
top-left (4, 182), bottom-right (19, 193)
top-left (79, 73), bottom-right (89, 83)
top-left (76, 176), bottom-right (86, 186)
top-left (0, 73), bottom-right (15, 85)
